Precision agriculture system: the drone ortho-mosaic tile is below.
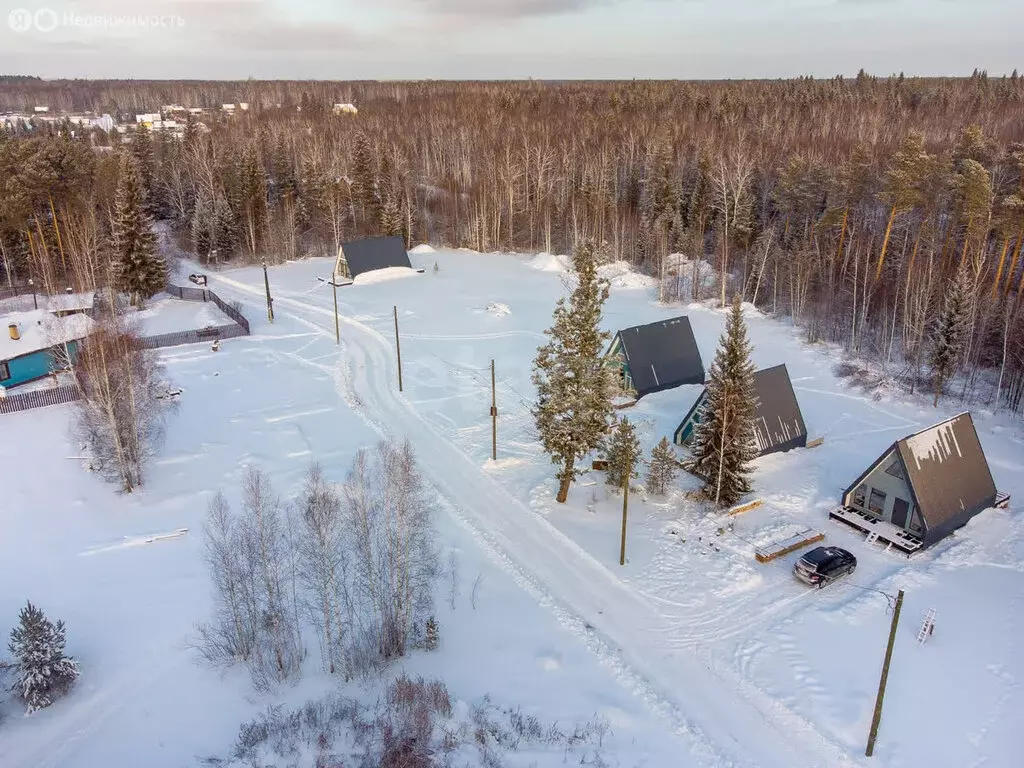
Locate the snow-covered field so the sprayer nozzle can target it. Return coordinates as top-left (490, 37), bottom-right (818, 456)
top-left (1, 246), bottom-right (1022, 768)
top-left (130, 293), bottom-right (233, 336)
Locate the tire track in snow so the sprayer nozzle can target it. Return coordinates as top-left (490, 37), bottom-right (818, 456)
top-left (214, 273), bottom-right (863, 768)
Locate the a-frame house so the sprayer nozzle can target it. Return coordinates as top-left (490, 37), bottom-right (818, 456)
top-left (830, 412), bottom-right (1009, 554)
top-left (673, 364), bottom-right (808, 457)
top-left (604, 316), bottom-right (704, 400)
top-left (335, 236), bottom-right (412, 280)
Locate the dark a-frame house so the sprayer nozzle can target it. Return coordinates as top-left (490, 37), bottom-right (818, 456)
top-left (673, 364), bottom-right (808, 457)
top-left (336, 236), bottom-right (413, 280)
top-left (830, 412), bottom-right (1010, 554)
top-left (604, 316), bottom-right (705, 399)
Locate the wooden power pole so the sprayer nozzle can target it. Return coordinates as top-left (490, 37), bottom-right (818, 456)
top-left (866, 588), bottom-right (904, 757)
top-left (332, 276), bottom-right (340, 345)
top-left (393, 305), bottom-right (403, 392)
top-left (262, 261), bottom-right (274, 323)
top-left (490, 359), bottom-right (497, 461)
top-left (619, 458), bottom-right (631, 566)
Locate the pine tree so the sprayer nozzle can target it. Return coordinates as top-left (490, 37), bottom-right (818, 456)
top-left (129, 124), bottom-right (155, 211)
top-left (240, 145), bottom-right (268, 259)
top-left (532, 239), bottom-right (616, 503)
top-left (930, 261), bottom-right (972, 406)
top-left (603, 416), bottom-right (642, 489)
top-left (111, 154), bottom-right (164, 307)
top-left (688, 297), bottom-right (759, 507)
top-left (424, 616), bottom-right (439, 651)
top-left (8, 601), bottom-right (79, 714)
top-left (645, 436), bottom-right (679, 496)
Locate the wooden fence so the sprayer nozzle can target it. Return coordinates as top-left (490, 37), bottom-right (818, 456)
top-left (0, 384), bottom-right (81, 415)
top-left (164, 283), bottom-right (250, 334)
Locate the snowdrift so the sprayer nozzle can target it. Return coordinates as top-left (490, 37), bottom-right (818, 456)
top-left (351, 266), bottom-right (419, 285)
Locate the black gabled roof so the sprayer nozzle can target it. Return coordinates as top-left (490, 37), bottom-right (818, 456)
top-left (843, 412), bottom-right (998, 541)
top-left (341, 236), bottom-right (412, 279)
top-left (674, 364), bottom-right (807, 457)
top-left (613, 316), bottom-right (704, 397)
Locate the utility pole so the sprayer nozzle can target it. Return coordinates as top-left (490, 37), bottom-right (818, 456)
top-left (490, 359), bottom-right (497, 461)
top-left (262, 261), bottom-right (274, 323)
top-left (866, 589), bottom-right (904, 757)
top-left (619, 457), bottom-right (631, 566)
top-left (393, 305), bottom-right (403, 392)
top-left (331, 275), bottom-right (340, 345)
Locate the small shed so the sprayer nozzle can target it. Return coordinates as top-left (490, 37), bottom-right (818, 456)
top-left (336, 236), bottom-right (413, 280)
top-left (831, 412), bottom-right (1008, 553)
top-left (604, 316), bottom-right (704, 399)
top-left (673, 364), bottom-right (807, 457)
top-left (1, 310), bottom-right (93, 389)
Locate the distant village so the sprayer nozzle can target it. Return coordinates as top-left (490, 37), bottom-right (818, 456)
top-left (0, 101), bottom-right (359, 143)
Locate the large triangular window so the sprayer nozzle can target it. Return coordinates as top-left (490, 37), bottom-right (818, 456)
top-left (884, 457), bottom-right (905, 480)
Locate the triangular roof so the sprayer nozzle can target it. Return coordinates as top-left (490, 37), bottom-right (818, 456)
top-left (612, 316), bottom-right (704, 397)
top-left (340, 236), bottom-right (412, 279)
top-left (675, 364), bottom-right (807, 456)
top-left (845, 412), bottom-right (997, 534)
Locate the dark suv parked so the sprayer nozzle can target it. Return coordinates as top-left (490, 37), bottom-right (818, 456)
top-left (794, 546), bottom-right (856, 588)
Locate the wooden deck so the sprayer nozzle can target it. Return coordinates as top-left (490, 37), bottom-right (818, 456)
top-left (829, 506), bottom-right (923, 555)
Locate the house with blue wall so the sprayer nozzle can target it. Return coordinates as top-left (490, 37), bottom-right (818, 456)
top-left (1, 309), bottom-right (93, 390)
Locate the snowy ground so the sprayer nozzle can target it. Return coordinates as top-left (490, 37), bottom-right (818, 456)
top-left (1, 246), bottom-right (1021, 768)
top-left (130, 293), bottom-right (233, 337)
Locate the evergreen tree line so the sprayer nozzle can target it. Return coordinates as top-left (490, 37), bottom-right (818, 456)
top-left (3, 76), bottom-right (1024, 409)
top-left (196, 441), bottom-right (440, 691)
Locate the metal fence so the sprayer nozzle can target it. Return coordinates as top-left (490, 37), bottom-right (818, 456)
top-left (0, 384), bottom-right (81, 415)
top-left (141, 322), bottom-right (249, 350)
top-left (163, 283), bottom-right (250, 334)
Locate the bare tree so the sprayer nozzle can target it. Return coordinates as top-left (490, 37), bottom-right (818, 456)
top-left (294, 462), bottom-right (350, 677)
top-left (342, 439), bottom-right (437, 669)
top-left (68, 315), bottom-right (176, 492)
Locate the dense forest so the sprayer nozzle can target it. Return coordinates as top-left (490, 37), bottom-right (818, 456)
top-left (2, 73), bottom-right (1024, 410)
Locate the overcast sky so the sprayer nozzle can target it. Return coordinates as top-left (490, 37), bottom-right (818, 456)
top-left (0, 0), bottom-right (1021, 80)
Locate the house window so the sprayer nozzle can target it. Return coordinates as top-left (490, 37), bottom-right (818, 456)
top-left (884, 459), bottom-right (905, 480)
top-left (852, 484), bottom-right (867, 508)
top-left (0, 359), bottom-right (9, 382)
top-left (868, 488), bottom-right (887, 516)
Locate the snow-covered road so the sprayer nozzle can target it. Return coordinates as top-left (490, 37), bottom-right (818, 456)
top-left (214, 272), bottom-right (862, 768)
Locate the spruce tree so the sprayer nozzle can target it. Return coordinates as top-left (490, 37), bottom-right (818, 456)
top-left (111, 154), bottom-right (164, 307)
top-left (688, 297), bottom-right (759, 507)
top-left (645, 436), bottom-right (679, 496)
top-left (930, 261), bottom-right (972, 406)
top-left (532, 239), bottom-right (616, 503)
top-left (603, 416), bottom-right (641, 490)
top-left (8, 601), bottom-right (79, 714)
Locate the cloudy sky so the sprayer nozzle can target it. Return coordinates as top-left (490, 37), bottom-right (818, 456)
top-left (0, 0), bottom-right (1020, 80)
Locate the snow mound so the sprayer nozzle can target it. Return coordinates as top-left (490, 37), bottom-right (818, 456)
top-left (598, 261), bottom-right (657, 290)
top-left (485, 302), bottom-right (511, 316)
top-left (409, 243), bottom-right (436, 254)
top-left (528, 252), bottom-right (570, 272)
top-left (352, 266), bottom-right (419, 285)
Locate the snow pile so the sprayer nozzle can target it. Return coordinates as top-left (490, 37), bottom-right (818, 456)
top-left (527, 252), bottom-right (570, 272)
top-left (598, 261), bottom-right (657, 290)
top-left (410, 243), bottom-right (436, 254)
top-left (352, 266), bottom-right (419, 285)
top-left (485, 302), bottom-right (511, 316)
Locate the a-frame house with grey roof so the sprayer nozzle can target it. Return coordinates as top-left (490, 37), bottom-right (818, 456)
top-left (673, 364), bottom-right (808, 458)
top-left (829, 412), bottom-right (1010, 554)
top-left (604, 316), bottom-right (705, 400)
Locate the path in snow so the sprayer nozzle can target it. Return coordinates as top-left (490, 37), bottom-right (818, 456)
top-left (214, 273), bottom-right (862, 768)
